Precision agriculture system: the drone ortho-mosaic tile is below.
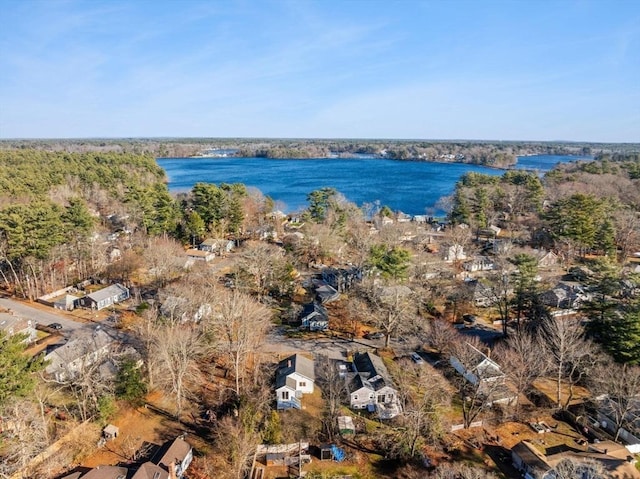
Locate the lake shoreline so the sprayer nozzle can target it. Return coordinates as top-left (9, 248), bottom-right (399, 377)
top-left (159, 154), bottom-right (592, 172)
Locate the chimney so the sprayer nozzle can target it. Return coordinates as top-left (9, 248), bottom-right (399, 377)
top-left (168, 461), bottom-right (178, 479)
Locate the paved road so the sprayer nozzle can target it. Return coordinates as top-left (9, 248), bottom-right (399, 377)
top-left (0, 297), bottom-right (104, 337)
top-left (260, 326), bottom-right (417, 360)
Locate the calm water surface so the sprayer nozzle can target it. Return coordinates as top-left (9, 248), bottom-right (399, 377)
top-left (157, 155), bottom-right (585, 215)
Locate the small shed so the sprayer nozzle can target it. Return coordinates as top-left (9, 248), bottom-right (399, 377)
top-left (103, 424), bottom-right (119, 440)
top-left (338, 416), bottom-right (355, 435)
top-left (315, 444), bottom-right (334, 461)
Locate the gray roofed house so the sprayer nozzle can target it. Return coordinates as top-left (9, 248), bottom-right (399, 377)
top-left (348, 352), bottom-right (401, 419)
top-left (541, 282), bottom-right (591, 310)
top-left (275, 354), bottom-right (315, 409)
top-left (315, 283), bottom-right (340, 304)
top-left (79, 283), bottom-right (130, 311)
top-left (44, 329), bottom-right (117, 381)
top-left (449, 342), bottom-right (517, 405)
top-left (299, 302), bottom-right (329, 331)
top-left (0, 312), bottom-right (37, 343)
top-left (321, 266), bottom-right (363, 293)
top-left (198, 238), bottom-right (234, 254)
top-left (511, 440), bottom-right (551, 479)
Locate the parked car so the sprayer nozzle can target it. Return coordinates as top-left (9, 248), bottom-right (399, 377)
top-left (462, 314), bottom-right (477, 327)
top-left (364, 331), bottom-right (384, 340)
top-left (48, 322), bottom-right (63, 330)
top-left (411, 352), bottom-right (425, 365)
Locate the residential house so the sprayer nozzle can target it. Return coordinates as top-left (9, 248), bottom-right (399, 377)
top-left (314, 282), bottom-right (340, 304)
top-left (154, 436), bottom-right (193, 479)
top-left (467, 279), bottom-right (501, 308)
top-left (348, 352), bottom-right (401, 419)
top-left (64, 437), bottom-right (193, 479)
top-left (540, 282), bottom-right (590, 310)
top-left (443, 244), bottom-right (467, 263)
top-left (78, 283), bottom-right (130, 311)
top-left (511, 440), bottom-right (552, 479)
top-left (199, 238), bottom-right (234, 255)
top-left (511, 439), bottom-right (639, 479)
top-left (185, 248), bottom-right (215, 262)
top-left (321, 266), bottom-right (363, 293)
top-left (54, 294), bottom-right (81, 311)
top-left (275, 354), bottom-right (315, 410)
top-left (160, 295), bottom-right (212, 323)
top-left (489, 224), bottom-right (502, 236)
top-left (44, 329), bottom-right (117, 381)
top-left (77, 466), bottom-right (128, 479)
top-left (130, 462), bottom-right (169, 479)
top-left (536, 250), bottom-right (560, 268)
top-left (299, 302), bottom-right (329, 332)
top-left (463, 256), bottom-right (495, 273)
top-left (450, 343), bottom-right (516, 404)
top-left (596, 396), bottom-right (640, 453)
top-left (396, 212), bottom-right (411, 223)
top-left (0, 312), bottom-right (37, 343)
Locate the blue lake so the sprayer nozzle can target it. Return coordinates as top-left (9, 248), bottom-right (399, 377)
top-left (157, 155), bottom-right (586, 215)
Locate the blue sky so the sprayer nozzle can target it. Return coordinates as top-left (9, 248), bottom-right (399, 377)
top-left (1, 0), bottom-right (638, 142)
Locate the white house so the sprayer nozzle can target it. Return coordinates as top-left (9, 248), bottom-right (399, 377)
top-left (450, 343), bottom-right (517, 405)
top-left (443, 244), bottom-right (467, 263)
top-left (79, 283), bottom-right (130, 311)
top-left (185, 248), bottom-right (215, 262)
top-left (275, 354), bottom-right (315, 410)
top-left (198, 238), bottom-right (234, 255)
top-left (348, 352), bottom-right (401, 419)
top-left (463, 256), bottom-right (496, 272)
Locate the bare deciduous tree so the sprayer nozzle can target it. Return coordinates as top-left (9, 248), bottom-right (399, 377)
top-left (590, 359), bottom-right (640, 441)
top-left (153, 322), bottom-right (208, 418)
top-left (494, 329), bottom-right (547, 417)
top-left (0, 399), bottom-right (49, 477)
top-left (214, 415), bottom-right (260, 479)
top-left (540, 316), bottom-right (595, 409)
top-left (141, 236), bottom-right (185, 286)
top-left (358, 280), bottom-right (415, 348)
top-left (391, 360), bottom-right (452, 457)
top-left (550, 457), bottom-right (605, 479)
top-left (449, 336), bottom-right (510, 428)
top-left (423, 317), bottom-right (459, 356)
top-left (315, 355), bottom-right (348, 441)
top-left (430, 462), bottom-right (499, 479)
top-left (208, 290), bottom-right (271, 397)
top-left (232, 241), bottom-right (292, 299)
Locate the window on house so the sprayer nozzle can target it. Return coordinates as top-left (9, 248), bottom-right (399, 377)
top-left (353, 395), bottom-right (358, 400)
top-left (282, 391), bottom-right (289, 400)
top-left (299, 381), bottom-right (306, 388)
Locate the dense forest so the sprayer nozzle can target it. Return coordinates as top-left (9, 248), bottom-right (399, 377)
top-left (2, 138), bottom-right (638, 167)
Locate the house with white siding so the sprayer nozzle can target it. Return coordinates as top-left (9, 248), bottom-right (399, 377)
top-left (348, 352), bottom-right (401, 419)
top-left (275, 354), bottom-right (315, 410)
